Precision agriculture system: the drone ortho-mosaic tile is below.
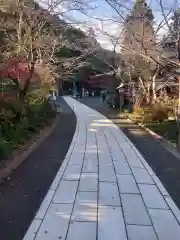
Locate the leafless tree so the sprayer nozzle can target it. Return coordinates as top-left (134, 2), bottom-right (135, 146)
top-left (87, 0), bottom-right (179, 146)
top-left (92, 1), bottom-right (178, 96)
top-left (0, 0), bottom-right (98, 107)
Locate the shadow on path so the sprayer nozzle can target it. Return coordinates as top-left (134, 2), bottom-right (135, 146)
top-left (0, 98), bottom-right (76, 240)
top-left (80, 97), bottom-right (180, 210)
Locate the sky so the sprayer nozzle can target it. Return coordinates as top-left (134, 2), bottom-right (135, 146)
top-left (38, 0), bottom-right (179, 51)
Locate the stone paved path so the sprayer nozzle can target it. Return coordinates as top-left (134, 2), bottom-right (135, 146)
top-left (23, 97), bottom-right (180, 240)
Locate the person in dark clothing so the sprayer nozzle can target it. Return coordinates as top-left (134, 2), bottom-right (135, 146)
top-left (102, 91), bottom-right (106, 102)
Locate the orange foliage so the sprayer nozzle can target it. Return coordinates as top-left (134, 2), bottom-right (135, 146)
top-left (0, 57), bottom-right (38, 86)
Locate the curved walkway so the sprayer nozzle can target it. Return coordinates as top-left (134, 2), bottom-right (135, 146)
top-left (0, 97), bottom-right (76, 240)
top-left (24, 97), bottom-right (180, 240)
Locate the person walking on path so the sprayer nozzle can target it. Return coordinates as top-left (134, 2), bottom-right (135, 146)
top-left (47, 90), bottom-right (57, 111)
top-left (101, 91), bottom-right (106, 102)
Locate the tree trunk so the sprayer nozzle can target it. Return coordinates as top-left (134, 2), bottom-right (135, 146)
top-left (177, 76), bottom-right (180, 151)
top-left (16, 66), bottom-right (34, 120)
top-left (145, 82), bottom-right (151, 104)
top-left (15, 90), bottom-right (27, 120)
top-left (146, 87), bottom-right (151, 104)
top-left (152, 74), bottom-right (157, 103)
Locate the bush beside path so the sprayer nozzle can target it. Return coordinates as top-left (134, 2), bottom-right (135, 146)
top-left (0, 96), bottom-right (56, 162)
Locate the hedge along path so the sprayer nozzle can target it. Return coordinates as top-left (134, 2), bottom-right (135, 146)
top-left (0, 116), bottom-right (60, 183)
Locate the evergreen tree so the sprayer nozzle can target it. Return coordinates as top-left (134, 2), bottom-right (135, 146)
top-left (122, 0), bottom-right (155, 63)
top-left (171, 8), bottom-right (180, 40)
top-left (121, 0), bottom-right (156, 102)
top-left (132, 0), bottom-right (154, 21)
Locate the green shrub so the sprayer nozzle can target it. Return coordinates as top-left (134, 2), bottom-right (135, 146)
top-left (156, 96), bottom-right (177, 119)
top-left (149, 105), bottom-right (169, 122)
top-left (130, 106), bottom-right (146, 122)
top-left (0, 98), bottom-right (56, 161)
top-left (133, 106), bottom-right (145, 116)
top-left (0, 139), bottom-right (12, 161)
top-left (27, 99), bottom-right (55, 127)
top-left (132, 104), bottom-right (169, 123)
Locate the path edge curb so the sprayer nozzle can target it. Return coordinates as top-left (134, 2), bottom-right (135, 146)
top-left (126, 117), bottom-right (180, 159)
top-left (0, 115), bottom-right (60, 184)
top-left (126, 117), bottom-right (176, 147)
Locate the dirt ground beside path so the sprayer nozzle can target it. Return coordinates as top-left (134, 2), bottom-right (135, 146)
top-left (0, 98), bottom-right (76, 240)
top-left (80, 97), bottom-right (180, 211)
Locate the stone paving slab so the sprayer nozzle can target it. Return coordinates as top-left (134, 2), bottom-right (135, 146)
top-left (23, 97), bottom-right (180, 240)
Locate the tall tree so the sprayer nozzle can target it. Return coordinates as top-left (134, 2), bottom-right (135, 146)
top-left (171, 8), bottom-right (180, 40)
top-left (121, 0), bottom-right (157, 103)
top-left (0, 0), bottom-right (99, 105)
top-left (170, 8), bottom-right (180, 150)
top-left (162, 7), bottom-right (180, 149)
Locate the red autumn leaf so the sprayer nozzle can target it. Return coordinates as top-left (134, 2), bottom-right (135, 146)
top-left (0, 57), bottom-right (30, 84)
